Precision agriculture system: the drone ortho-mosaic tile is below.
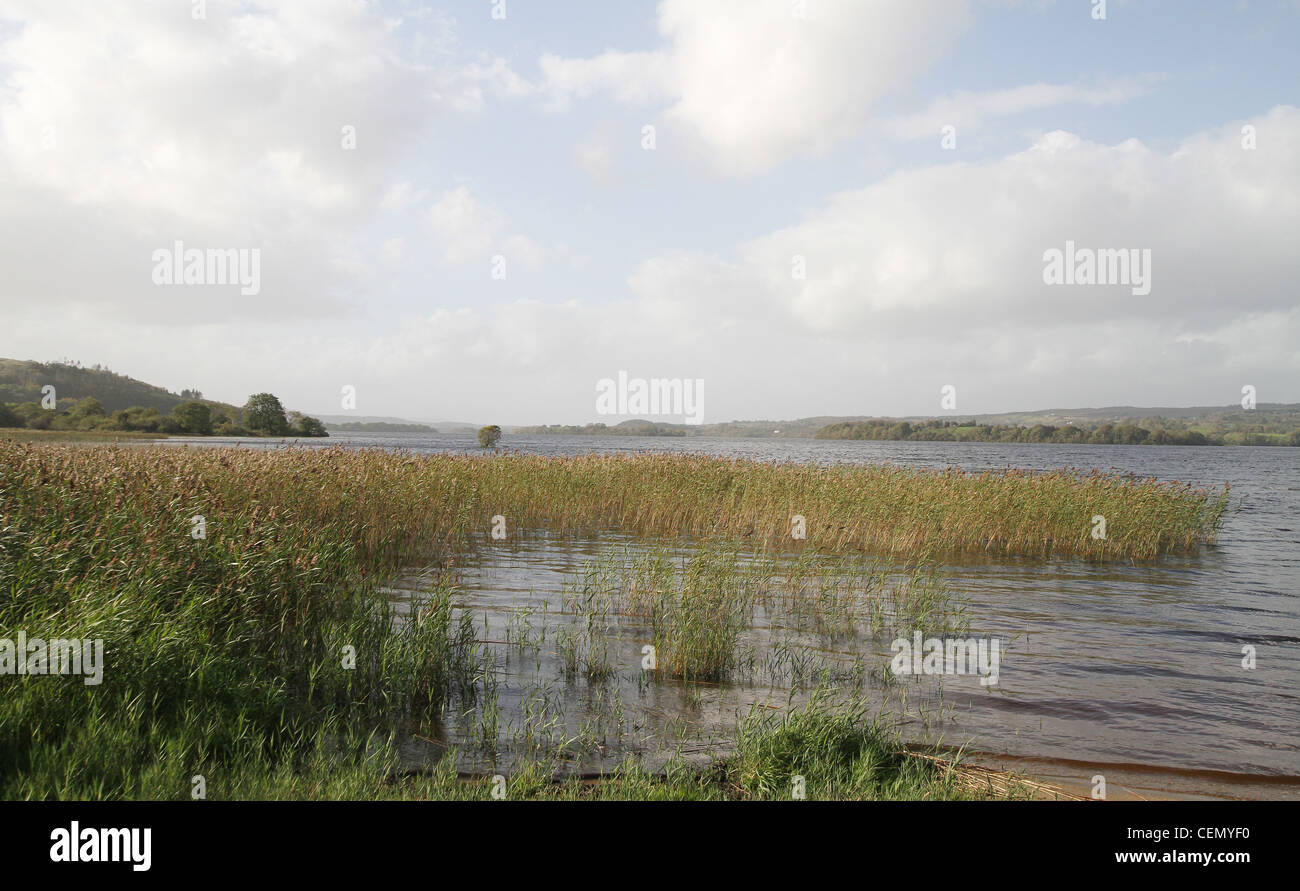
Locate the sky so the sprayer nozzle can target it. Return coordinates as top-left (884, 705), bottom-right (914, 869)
top-left (0, 0), bottom-right (1297, 425)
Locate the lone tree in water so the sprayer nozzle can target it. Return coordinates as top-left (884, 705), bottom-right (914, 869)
top-left (477, 425), bottom-right (502, 448)
top-left (244, 393), bottom-right (289, 436)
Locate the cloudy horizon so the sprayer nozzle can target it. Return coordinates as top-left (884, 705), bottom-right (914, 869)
top-left (1, 0), bottom-right (1297, 426)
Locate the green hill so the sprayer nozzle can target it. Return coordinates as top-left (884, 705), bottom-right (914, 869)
top-left (0, 358), bottom-right (239, 416)
top-left (0, 358), bottom-right (324, 437)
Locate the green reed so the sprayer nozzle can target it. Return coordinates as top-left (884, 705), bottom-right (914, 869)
top-left (0, 441), bottom-right (1223, 798)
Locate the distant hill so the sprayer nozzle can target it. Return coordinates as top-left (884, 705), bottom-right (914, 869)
top-left (514, 419), bottom-right (687, 437)
top-left (7, 357), bottom-right (1294, 444)
top-left (914, 404), bottom-right (1300, 429)
top-left (0, 358), bottom-right (240, 416)
top-left (328, 421), bottom-right (439, 433)
top-left (315, 414), bottom-right (477, 433)
top-left (517, 403), bottom-right (1300, 441)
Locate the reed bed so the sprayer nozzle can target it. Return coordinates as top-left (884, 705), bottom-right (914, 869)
top-left (563, 546), bottom-right (756, 681)
top-left (3, 443), bottom-right (1228, 565)
top-left (0, 442), bottom-right (488, 798)
top-left (558, 545), bottom-right (967, 683)
top-left (0, 441), bottom-right (1227, 798)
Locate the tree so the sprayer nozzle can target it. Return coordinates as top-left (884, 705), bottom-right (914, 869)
top-left (114, 406), bottom-right (161, 432)
top-left (292, 414), bottom-right (329, 437)
top-left (172, 401), bottom-right (213, 435)
top-left (215, 418), bottom-right (247, 436)
top-left (0, 403), bottom-right (18, 428)
top-left (69, 397), bottom-right (105, 419)
top-left (243, 393), bottom-right (289, 436)
top-left (477, 425), bottom-right (502, 448)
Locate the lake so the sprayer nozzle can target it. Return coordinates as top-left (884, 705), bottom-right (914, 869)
top-left (160, 432), bottom-right (1300, 798)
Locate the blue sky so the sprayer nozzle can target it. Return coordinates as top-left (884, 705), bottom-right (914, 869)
top-left (1, 0), bottom-right (1297, 424)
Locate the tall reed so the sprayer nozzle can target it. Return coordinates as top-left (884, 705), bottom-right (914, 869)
top-left (0, 441), bottom-right (1227, 798)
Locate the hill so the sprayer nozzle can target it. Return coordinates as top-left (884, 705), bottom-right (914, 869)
top-left (516, 404), bottom-right (1300, 444)
top-left (0, 358), bottom-right (240, 416)
top-left (0, 358), bottom-right (324, 437)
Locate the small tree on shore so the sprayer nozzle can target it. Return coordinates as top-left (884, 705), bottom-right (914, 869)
top-left (289, 412), bottom-right (329, 437)
top-left (244, 393), bottom-right (289, 436)
top-left (477, 425), bottom-right (502, 448)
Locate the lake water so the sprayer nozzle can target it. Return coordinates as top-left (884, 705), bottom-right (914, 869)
top-left (161, 432), bottom-right (1300, 798)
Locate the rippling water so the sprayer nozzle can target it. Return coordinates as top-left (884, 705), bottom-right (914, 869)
top-left (162, 432), bottom-right (1300, 797)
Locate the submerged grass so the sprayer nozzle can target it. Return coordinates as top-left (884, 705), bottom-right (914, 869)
top-left (559, 544), bottom-right (967, 683)
top-left (0, 442), bottom-right (1227, 799)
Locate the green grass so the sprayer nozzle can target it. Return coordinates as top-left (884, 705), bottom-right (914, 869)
top-left (178, 695), bottom-right (1015, 801)
top-left (558, 544), bottom-right (967, 683)
top-left (0, 442), bottom-right (1226, 799)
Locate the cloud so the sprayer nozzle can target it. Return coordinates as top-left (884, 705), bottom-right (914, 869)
top-left (572, 123), bottom-right (618, 187)
top-left (538, 0), bottom-right (972, 177)
top-left (381, 182), bottom-right (430, 213)
top-left (0, 3), bottom-right (1294, 423)
top-left (205, 107), bottom-right (1296, 421)
top-left (883, 77), bottom-right (1160, 141)
top-left (425, 186), bottom-right (546, 268)
top-left (426, 186), bottom-right (507, 264)
top-left (731, 106), bottom-right (1300, 338)
top-left (5, 105), bottom-right (1298, 422)
top-left (0, 0), bottom-right (523, 322)
top-left (538, 50), bottom-right (675, 109)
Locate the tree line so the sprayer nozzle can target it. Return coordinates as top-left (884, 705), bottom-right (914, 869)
top-left (815, 418), bottom-right (1300, 446)
top-left (0, 392), bottom-right (327, 438)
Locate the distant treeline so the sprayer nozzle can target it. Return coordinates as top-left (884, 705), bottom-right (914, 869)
top-left (517, 421), bottom-right (687, 437)
top-left (815, 418), bottom-right (1300, 446)
top-left (0, 392), bottom-right (327, 438)
top-left (329, 421), bottom-right (438, 433)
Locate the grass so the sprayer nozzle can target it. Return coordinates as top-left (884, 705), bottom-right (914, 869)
top-left (195, 695), bottom-right (1040, 801)
top-left (0, 442), bottom-right (1228, 799)
top-left (558, 544), bottom-right (967, 682)
top-left (2, 443), bottom-right (1225, 561)
top-left (0, 428), bottom-right (165, 442)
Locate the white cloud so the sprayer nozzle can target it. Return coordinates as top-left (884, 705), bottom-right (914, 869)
top-left (379, 237), bottom-right (405, 264)
top-left (572, 123), bottom-right (618, 187)
top-left (426, 186), bottom-right (506, 264)
top-left (275, 107), bottom-right (1297, 420)
top-left (539, 50), bottom-right (675, 109)
top-left (538, 0), bottom-right (972, 177)
top-left (425, 186), bottom-right (547, 268)
top-left (731, 106), bottom-right (1300, 337)
top-left (503, 234), bottom-right (547, 269)
top-left (0, 3), bottom-right (1294, 423)
top-left (0, 0), bottom-right (524, 322)
top-left (381, 182), bottom-right (429, 213)
top-left (883, 77), bottom-right (1160, 141)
